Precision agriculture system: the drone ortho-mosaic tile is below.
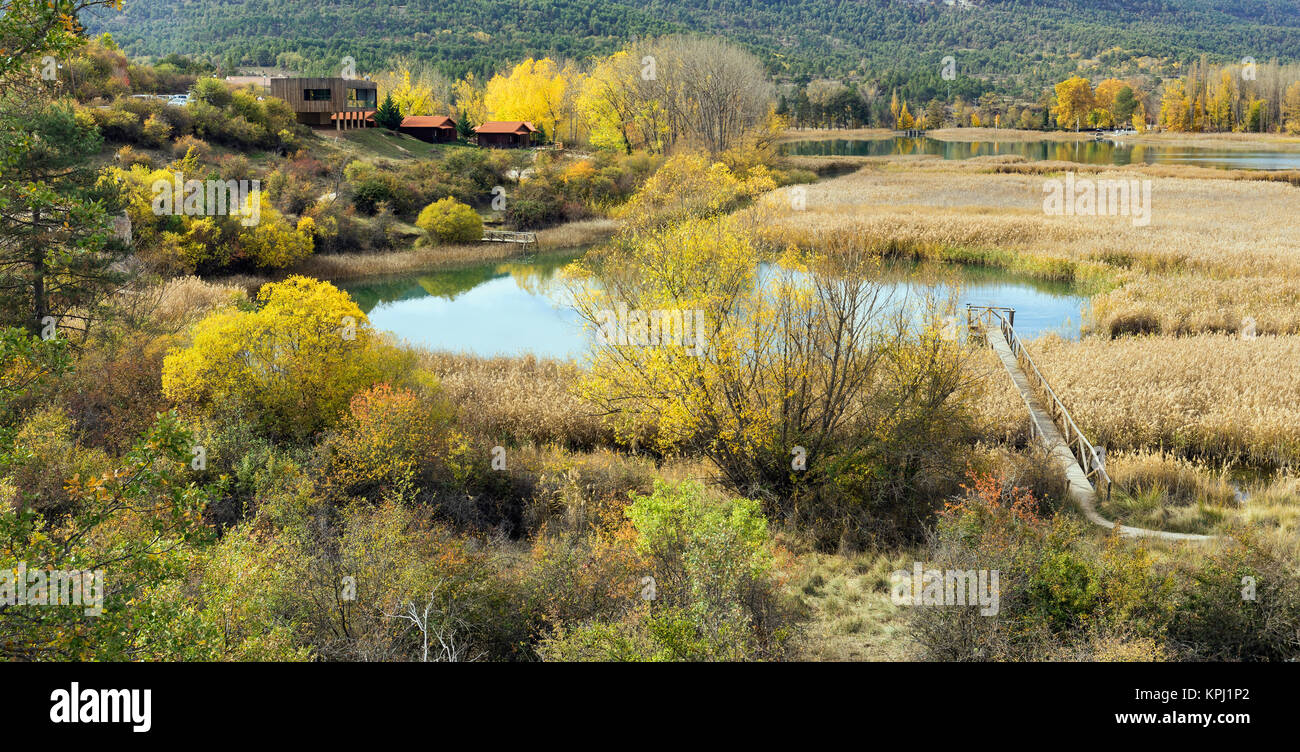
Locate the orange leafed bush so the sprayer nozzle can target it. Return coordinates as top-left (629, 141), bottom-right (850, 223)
top-left (326, 383), bottom-right (450, 495)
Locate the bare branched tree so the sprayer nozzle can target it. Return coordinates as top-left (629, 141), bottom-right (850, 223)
top-left (388, 580), bottom-right (481, 662)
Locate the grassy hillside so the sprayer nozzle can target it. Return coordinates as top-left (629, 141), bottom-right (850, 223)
top-left (90, 0), bottom-right (1300, 89)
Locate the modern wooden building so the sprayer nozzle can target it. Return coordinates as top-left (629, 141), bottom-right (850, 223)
top-left (399, 115), bottom-right (457, 143)
top-left (473, 120), bottom-right (537, 147)
top-left (269, 77), bottom-right (378, 128)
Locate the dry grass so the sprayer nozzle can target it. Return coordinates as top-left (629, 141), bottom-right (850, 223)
top-left (777, 155), bottom-right (887, 176)
top-left (1100, 449), bottom-right (1300, 537)
top-left (930, 127), bottom-right (1300, 151)
top-left (1237, 474), bottom-right (1300, 538)
top-left (1094, 130), bottom-right (1300, 151)
top-left (1103, 450), bottom-right (1238, 534)
top-left (534, 217), bottom-right (617, 248)
top-left (927, 127), bottom-right (1096, 143)
top-left (783, 127), bottom-right (1300, 150)
top-left (154, 275), bottom-right (248, 324)
top-left (974, 333), bottom-right (1300, 468)
top-left (417, 351), bottom-right (617, 451)
top-left (782, 550), bottom-right (916, 661)
top-left (757, 158), bottom-right (1300, 276)
top-left (1089, 272), bottom-right (1300, 337)
top-left (778, 127), bottom-right (896, 142)
top-left (292, 243), bottom-right (542, 282)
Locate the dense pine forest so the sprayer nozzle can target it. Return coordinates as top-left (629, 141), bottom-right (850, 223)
top-left (89, 0), bottom-right (1300, 90)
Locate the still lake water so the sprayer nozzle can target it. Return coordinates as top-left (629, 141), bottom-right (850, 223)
top-left (778, 136), bottom-right (1300, 171)
top-left (342, 251), bottom-right (1088, 360)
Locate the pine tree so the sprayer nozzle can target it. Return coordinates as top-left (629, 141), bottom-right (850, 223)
top-left (0, 96), bottom-right (128, 335)
top-left (455, 109), bottom-right (474, 140)
top-left (374, 92), bottom-right (403, 130)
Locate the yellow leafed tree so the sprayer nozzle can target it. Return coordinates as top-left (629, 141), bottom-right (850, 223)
top-left (1093, 78), bottom-right (1127, 116)
top-left (452, 72), bottom-right (487, 125)
top-left (1160, 79), bottom-right (1193, 132)
top-left (1284, 82), bottom-right (1300, 134)
top-left (376, 63), bottom-right (452, 117)
top-left (1053, 76), bottom-right (1095, 130)
top-left (484, 57), bottom-right (578, 141)
top-left (567, 214), bottom-right (969, 536)
top-left (897, 101), bottom-right (915, 129)
top-left (578, 50), bottom-right (652, 153)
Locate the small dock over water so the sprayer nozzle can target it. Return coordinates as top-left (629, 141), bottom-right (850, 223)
top-left (967, 305), bottom-right (1215, 542)
top-left (481, 229), bottom-right (537, 248)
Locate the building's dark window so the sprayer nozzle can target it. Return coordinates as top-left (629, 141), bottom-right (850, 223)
top-left (303, 88), bottom-right (332, 101)
top-left (347, 87), bottom-right (377, 108)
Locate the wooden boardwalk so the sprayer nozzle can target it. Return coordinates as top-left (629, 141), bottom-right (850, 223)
top-left (482, 229), bottom-right (537, 247)
top-left (970, 306), bottom-right (1215, 542)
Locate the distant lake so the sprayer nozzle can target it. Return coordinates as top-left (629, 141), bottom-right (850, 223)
top-left (342, 251), bottom-right (1088, 360)
top-left (779, 136), bottom-right (1300, 170)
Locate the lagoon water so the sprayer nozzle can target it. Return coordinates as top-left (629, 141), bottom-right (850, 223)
top-left (778, 136), bottom-right (1300, 171)
top-left (343, 251), bottom-right (1088, 359)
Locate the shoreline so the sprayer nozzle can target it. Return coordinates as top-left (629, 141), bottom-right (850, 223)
top-left (781, 126), bottom-right (1300, 151)
top-left (207, 217), bottom-right (616, 291)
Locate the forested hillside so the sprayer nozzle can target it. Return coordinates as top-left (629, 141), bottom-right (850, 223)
top-left (89, 0), bottom-right (1300, 90)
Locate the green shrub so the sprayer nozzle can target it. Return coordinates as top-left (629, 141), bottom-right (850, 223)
top-left (1169, 532), bottom-right (1300, 661)
top-left (537, 481), bottom-right (795, 661)
top-left (87, 104), bottom-right (141, 142)
top-left (504, 197), bottom-right (561, 229)
top-left (910, 473), bottom-right (1180, 661)
top-left (1028, 550), bottom-right (1101, 631)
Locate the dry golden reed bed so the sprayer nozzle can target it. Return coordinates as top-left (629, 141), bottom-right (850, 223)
top-left (974, 333), bottom-right (1300, 468)
top-left (754, 158), bottom-right (1300, 335)
top-left (297, 219), bottom-right (615, 281)
top-left (418, 351), bottom-right (616, 450)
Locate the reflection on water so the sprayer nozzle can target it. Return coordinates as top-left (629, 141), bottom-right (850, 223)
top-left (342, 249), bottom-right (586, 359)
top-left (341, 252), bottom-right (1088, 360)
top-left (778, 136), bottom-right (1300, 171)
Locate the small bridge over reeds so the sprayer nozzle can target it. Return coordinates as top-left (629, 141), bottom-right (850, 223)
top-left (481, 229), bottom-right (537, 247)
top-left (967, 305), bottom-right (1215, 542)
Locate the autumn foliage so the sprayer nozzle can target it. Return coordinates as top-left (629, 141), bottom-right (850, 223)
top-left (162, 276), bottom-right (413, 438)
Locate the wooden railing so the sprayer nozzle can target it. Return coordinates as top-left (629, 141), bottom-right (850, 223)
top-left (967, 304), bottom-right (1113, 501)
top-left (481, 229), bottom-right (537, 245)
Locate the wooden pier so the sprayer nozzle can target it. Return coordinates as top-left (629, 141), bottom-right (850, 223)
top-left (967, 305), bottom-right (1216, 542)
top-left (481, 229), bottom-right (537, 247)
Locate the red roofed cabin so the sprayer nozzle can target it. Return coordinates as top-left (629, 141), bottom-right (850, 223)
top-left (474, 121), bottom-right (537, 148)
top-left (399, 115), bottom-right (457, 143)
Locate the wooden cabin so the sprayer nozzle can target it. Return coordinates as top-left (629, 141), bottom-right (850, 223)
top-left (473, 121), bottom-right (537, 148)
top-left (269, 77), bottom-right (378, 128)
top-left (399, 115), bottom-right (457, 143)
